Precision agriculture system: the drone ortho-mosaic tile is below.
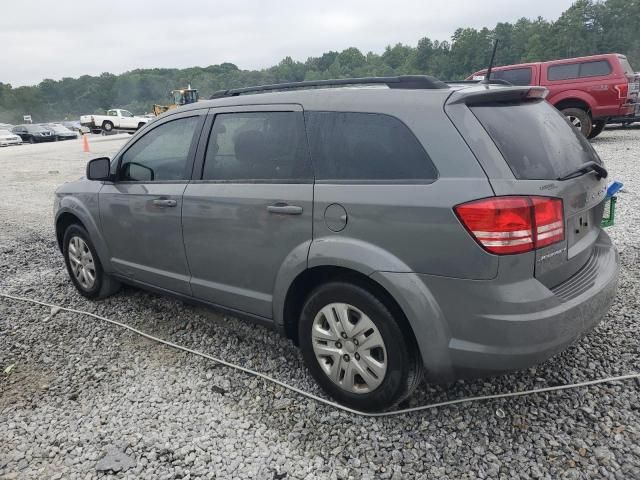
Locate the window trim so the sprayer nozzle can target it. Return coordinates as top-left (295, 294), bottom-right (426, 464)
top-left (304, 110), bottom-right (439, 185)
top-left (192, 104), bottom-right (314, 184)
top-left (113, 110), bottom-right (206, 184)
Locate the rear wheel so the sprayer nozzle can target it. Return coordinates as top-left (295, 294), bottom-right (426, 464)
top-left (588, 119), bottom-right (606, 139)
top-left (561, 107), bottom-right (592, 137)
top-left (102, 121), bottom-right (114, 133)
top-left (299, 282), bottom-right (422, 411)
top-left (63, 224), bottom-right (120, 299)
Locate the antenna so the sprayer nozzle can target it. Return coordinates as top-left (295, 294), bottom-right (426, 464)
top-left (482, 39), bottom-right (499, 85)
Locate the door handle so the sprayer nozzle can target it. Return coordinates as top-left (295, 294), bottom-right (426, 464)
top-left (152, 198), bottom-right (177, 208)
top-left (267, 203), bottom-right (303, 215)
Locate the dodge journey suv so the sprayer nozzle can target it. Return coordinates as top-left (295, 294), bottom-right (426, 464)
top-left (54, 76), bottom-right (620, 411)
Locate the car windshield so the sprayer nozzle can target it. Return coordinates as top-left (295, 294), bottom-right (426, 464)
top-left (26, 125), bottom-right (47, 132)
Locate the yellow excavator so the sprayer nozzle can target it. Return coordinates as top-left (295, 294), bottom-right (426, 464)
top-left (152, 86), bottom-right (199, 116)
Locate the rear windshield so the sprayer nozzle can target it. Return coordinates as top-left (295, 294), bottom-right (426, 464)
top-left (471, 100), bottom-right (601, 180)
top-left (618, 56), bottom-right (634, 75)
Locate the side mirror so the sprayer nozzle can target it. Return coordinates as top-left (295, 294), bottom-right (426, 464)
top-left (86, 157), bottom-right (111, 181)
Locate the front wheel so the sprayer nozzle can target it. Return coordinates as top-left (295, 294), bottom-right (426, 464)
top-left (299, 282), bottom-right (422, 412)
top-left (588, 119), bottom-right (606, 139)
top-left (63, 224), bottom-right (120, 299)
top-left (561, 107), bottom-right (592, 137)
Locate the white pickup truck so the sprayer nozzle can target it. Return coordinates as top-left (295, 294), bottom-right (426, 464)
top-left (80, 109), bottom-right (150, 134)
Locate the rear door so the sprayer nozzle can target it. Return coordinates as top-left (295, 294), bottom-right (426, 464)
top-left (454, 94), bottom-right (608, 286)
top-left (182, 105), bottom-right (314, 318)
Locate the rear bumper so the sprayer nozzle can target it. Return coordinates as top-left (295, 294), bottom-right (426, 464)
top-left (374, 230), bottom-right (619, 380)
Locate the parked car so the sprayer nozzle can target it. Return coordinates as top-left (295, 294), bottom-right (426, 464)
top-left (12, 124), bottom-right (56, 143)
top-left (0, 129), bottom-right (22, 146)
top-left (80, 109), bottom-right (150, 134)
top-left (62, 121), bottom-right (90, 135)
top-left (54, 76), bottom-right (619, 411)
top-left (44, 124), bottom-right (78, 141)
top-left (468, 53), bottom-right (637, 138)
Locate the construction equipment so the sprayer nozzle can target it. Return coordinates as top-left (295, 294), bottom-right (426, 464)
top-left (152, 85), bottom-right (199, 116)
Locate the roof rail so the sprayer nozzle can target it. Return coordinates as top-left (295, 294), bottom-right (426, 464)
top-left (210, 75), bottom-right (449, 99)
top-left (445, 79), bottom-right (513, 86)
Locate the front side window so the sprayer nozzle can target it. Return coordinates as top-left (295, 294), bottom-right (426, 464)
top-left (202, 111), bottom-right (312, 181)
top-left (304, 111), bottom-right (437, 181)
top-left (119, 116), bottom-right (200, 181)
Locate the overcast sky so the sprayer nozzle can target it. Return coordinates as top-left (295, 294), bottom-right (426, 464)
top-left (2, 0), bottom-right (574, 87)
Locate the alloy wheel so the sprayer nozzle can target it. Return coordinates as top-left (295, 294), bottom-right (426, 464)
top-left (311, 302), bottom-right (387, 394)
top-left (68, 236), bottom-right (96, 290)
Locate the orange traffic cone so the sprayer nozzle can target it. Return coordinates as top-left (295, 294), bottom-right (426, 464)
top-left (82, 134), bottom-right (90, 153)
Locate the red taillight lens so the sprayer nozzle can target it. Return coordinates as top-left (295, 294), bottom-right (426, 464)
top-left (531, 197), bottom-right (564, 248)
top-left (454, 196), bottom-right (564, 255)
top-left (614, 83), bottom-right (629, 99)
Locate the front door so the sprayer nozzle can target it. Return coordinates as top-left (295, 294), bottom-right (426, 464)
top-left (182, 105), bottom-right (314, 318)
top-left (100, 110), bottom-right (205, 294)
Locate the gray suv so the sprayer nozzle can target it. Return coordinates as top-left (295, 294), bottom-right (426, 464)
top-left (54, 76), bottom-right (620, 411)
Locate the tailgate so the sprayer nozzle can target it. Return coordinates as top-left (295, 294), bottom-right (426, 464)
top-left (451, 91), bottom-right (608, 287)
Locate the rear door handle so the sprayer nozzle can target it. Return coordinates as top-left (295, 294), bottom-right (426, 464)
top-left (152, 198), bottom-right (177, 208)
top-left (267, 203), bottom-right (303, 215)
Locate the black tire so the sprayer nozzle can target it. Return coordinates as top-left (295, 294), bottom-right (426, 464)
top-left (561, 107), bottom-right (592, 137)
top-left (29, 137), bottom-right (36, 144)
top-left (62, 224), bottom-right (120, 300)
top-left (299, 282), bottom-right (422, 412)
top-left (137, 122), bottom-right (145, 130)
top-left (102, 121), bottom-right (114, 132)
top-left (588, 119), bottom-right (606, 139)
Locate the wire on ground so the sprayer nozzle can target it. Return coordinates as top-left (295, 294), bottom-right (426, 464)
top-left (1, 292), bottom-right (638, 418)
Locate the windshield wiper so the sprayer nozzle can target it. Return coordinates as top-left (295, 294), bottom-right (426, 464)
top-left (558, 161), bottom-right (608, 181)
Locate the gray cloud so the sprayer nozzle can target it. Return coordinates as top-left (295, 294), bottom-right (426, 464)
top-left (2, 0), bottom-right (573, 86)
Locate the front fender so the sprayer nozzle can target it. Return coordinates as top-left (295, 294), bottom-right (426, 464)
top-left (56, 192), bottom-right (112, 272)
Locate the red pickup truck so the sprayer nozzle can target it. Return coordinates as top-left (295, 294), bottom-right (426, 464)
top-left (468, 53), bottom-right (638, 139)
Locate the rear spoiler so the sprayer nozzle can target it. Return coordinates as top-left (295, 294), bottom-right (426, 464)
top-left (446, 85), bottom-right (548, 106)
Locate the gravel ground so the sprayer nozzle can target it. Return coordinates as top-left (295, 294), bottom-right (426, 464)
top-left (1, 129), bottom-right (639, 479)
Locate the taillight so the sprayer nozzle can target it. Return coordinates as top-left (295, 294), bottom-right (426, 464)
top-left (454, 196), bottom-right (564, 255)
top-left (614, 82), bottom-right (629, 99)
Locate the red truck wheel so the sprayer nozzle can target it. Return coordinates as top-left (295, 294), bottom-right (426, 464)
top-left (561, 108), bottom-right (592, 137)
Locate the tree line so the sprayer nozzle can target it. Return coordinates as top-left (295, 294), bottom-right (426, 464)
top-left (0, 0), bottom-right (637, 124)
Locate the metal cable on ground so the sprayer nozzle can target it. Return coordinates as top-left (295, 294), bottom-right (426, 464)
top-left (2, 292), bottom-right (639, 418)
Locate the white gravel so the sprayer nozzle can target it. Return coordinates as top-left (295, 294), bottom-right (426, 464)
top-left (1, 128), bottom-right (639, 479)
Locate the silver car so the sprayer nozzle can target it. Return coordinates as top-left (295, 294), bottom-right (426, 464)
top-left (54, 76), bottom-right (619, 411)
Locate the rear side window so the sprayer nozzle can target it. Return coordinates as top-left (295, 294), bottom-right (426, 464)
top-left (579, 60), bottom-right (612, 77)
top-left (491, 68), bottom-right (532, 86)
top-left (548, 60), bottom-right (612, 80)
top-left (471, 100), bottom-right (601, 180)
top-left (305, 111), bottom-right (437, 181)
top-left (202, 111), bottom-right (312, 182)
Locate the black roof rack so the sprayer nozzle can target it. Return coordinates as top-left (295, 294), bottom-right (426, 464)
top-left (445, 79), bottom-right (513, 86)
top-left (210, 75), bottom-right (449, 99)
